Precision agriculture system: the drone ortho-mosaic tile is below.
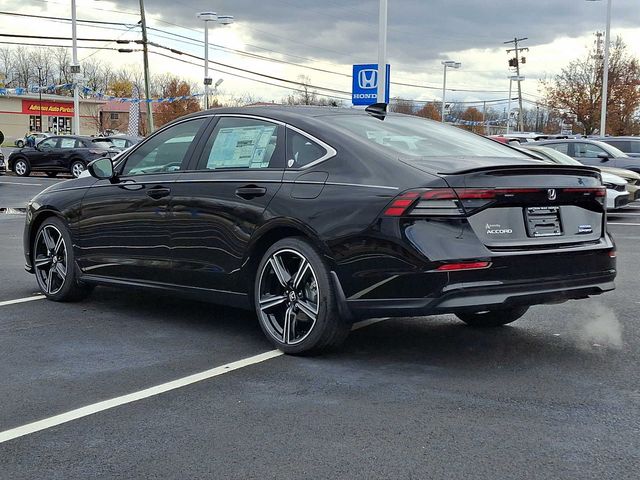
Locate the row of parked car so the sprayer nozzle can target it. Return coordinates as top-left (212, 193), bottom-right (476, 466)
top-left (490, 135), bottom-right (640, 211)
top-left (0, 134), bottom-right (142, 178)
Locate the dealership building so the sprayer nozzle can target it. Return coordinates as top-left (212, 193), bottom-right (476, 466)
top-left (0, 93), bottom-right (105, 144)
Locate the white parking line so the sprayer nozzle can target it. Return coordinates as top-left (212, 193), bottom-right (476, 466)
top-left (0, 295), bottom-right (44, 307)
top-left (0, 182), bottom-right (43, 186)
top-left (0, 317), bottom-right (390, 444)
top-left (0, 350), bottom-right (284, 444)
top-left (608, 222), bottom-right (640, 226)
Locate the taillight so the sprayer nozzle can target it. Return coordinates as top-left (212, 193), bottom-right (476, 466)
top-left (383, 191), bottom-right (421, 216)
top-left (562, 187), bottom-right (606, 197)
top-left (436, 261), bottom-right (492, 271)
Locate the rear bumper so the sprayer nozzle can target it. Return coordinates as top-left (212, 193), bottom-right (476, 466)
top-left (606, 190), bottom-right (629, 210)
top-left (343, 272), bottom-right (615, 319)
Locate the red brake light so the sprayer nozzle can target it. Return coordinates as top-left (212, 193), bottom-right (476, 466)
top-left (562, 187), bottom-right (606, 197)
top-left (436, 261), bottom-right (491, 271)
top-left (383, 191), bottom-right (421, 216)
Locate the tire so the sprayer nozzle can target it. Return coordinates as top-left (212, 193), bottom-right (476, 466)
top-left (254, 237), bottom-right (350, 355)
top-left (13, 158), bottom-right (30, 177)
top-left (33, 216), bottom-right (93, 302)
top-left (46, 172), bottom-right (58, 178)
top-left (70, 160), bottom-right (86, 178)
top-left (16, 140), bottom-right (24, 148)
top-left (456, 306), bottom-right (529, 327)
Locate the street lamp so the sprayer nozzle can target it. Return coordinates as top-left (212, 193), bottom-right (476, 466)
top-left (441, 60), bottom-right (461, 123)
top-left (507, 75), bottom-right (525, 134)
top-left (197, 12), bottom-right (233, 110)
top-left (587, 0), bottom-right (612, 135)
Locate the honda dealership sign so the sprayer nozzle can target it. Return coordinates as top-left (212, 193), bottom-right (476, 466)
top-left (352, 64), bottom-right (390, 106)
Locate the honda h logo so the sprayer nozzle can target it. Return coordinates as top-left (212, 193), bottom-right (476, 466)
top-left (358, 69), bottom-right (378, 89)
top-left (548, 189), bottom-right (557, 201)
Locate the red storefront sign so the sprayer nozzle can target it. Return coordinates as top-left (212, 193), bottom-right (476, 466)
top-left (22, 99), bottom-right (74, 117)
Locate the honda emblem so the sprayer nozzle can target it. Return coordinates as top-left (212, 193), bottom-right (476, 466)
top-left (358, 69), bottom-right (378, 89)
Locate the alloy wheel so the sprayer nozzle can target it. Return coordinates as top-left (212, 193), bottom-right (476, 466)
top-left (71, 162), bottom-right (85, 178)
top-left (34, 224), bottom-right (68, 295)
top-left (257, 249), bottom-right (319, 345)
top-left (15, 160), bottom-right (27, 176)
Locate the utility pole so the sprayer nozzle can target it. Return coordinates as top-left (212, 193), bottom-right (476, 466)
top-left (376, 0), bottom-right (388, 105)
top-left (71, 0), bottom-right (80, 135)
top-left (505, 37), bottom-right (529, 132)
top-left (37, 66), bottom-right (43, 132)
top-left (139, 0), bottom-right (154, 134)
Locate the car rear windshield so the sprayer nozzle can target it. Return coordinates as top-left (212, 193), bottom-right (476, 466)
top-left (329, 114), bottom-right (528, 158)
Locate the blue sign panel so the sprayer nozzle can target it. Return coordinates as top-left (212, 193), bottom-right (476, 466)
top-left (352, 64), bottom-right (390, 106)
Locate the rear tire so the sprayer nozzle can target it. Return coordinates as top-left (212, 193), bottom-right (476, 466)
top-left (254, 237), bottom-right (350, 355)
top-left (13, 158), bottom-right (30, 177)
top-left (33, 216), bottom-right (93, 302)
top-left (456, 306), bottom-right (529, 327)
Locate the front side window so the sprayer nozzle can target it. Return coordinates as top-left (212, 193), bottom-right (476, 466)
top-left (38, 138), bottom-right (58, 150)
top-left (197, 117), bottom-right (283, 170)
top-left (121, 118), bottom-right (206, 176)
top-left (574, 142), bottom-right (606, 158)
top-left (329, 114), bottom-right (528, 158)
top-left (286, 129), bottom-right (327, 168)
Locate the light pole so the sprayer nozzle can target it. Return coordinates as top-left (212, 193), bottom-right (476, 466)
top-left (70, 0), bottom-right (80, 135)
top-left (377, 0), bottom-right (388, 105)
top-left (37, 66), bottom-right (43, 132)
top-left (441, 60), bottom-right (461, 123)
top-left (197, 12), bottom-right (233, 110)
top-left (506, 75), bottom-right (524, 134)
top-left (587, 0), bottom-right (612, 135)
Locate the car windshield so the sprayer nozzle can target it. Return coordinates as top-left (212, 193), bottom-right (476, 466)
top-left (329, 114), bottom-right (528, 158)
top-left (530, 146), bottom-right (582, 166)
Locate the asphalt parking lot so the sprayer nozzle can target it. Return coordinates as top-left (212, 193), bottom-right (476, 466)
top-left (0, 174), bottom-right (638, 479)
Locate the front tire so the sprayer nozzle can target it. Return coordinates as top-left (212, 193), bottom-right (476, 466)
top-left (16, 140), bottom-right (24, 148)
top-left (70, 160), bottom-right (86, 178)
top-left (254, 238), bottom-right (350, 355)
top-left (33, 217), bottom-right (93, 302)
top-left (13, 158), bottom-right (30, 177)
top-left (456, 306), bottom-right (529, 327)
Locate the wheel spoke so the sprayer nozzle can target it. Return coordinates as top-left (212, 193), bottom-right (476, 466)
top-left (54, 262), bottom-right (67, 281)
top-left (34, 255), bottom-right (52, 268)
top-left (46, 268), bottom-right (54, 294)
top-left (269, 256), bottom-right (290, 287)
top-left (54, 234), bottom-right (64, 255)
top-left (283, 305), bottom-right (296, 344)
top-left (259, 294), bottom-right (287, 311)
top-left (292, 259), bottom-right (310, 289)
top-left (297, 299), bottom-right (318, 322)
top-left (42, 228), bottom-right (55, 251)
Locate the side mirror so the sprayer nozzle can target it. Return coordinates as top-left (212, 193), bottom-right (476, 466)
top-left (87, 157), bottom-right (114, 180)
top-left (597, 152), bottom-right (610, 161)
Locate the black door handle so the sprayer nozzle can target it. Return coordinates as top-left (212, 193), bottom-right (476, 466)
top-left (147, 186), bottom-right (171, 199)
top-left (236, 185), bottom-right (267, 199)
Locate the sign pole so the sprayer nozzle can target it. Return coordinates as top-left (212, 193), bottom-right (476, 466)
top-left (377, 0), bottom-right (388, 104)
top-left (71, 0), bottom-right (80, 135)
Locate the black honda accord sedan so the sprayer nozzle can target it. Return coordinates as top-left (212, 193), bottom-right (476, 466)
top-left (23, 105), bottom-right (616, 354)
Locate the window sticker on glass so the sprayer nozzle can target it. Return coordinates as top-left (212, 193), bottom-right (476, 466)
top-left (207, 125), bottom-right (277, 169)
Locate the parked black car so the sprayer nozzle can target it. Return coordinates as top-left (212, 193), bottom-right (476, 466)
top-left (530, 138), bottom-right (639, 173)
top-left (23, 106), bottom-right (616, 354)
top-left (8, 136), bottom-right (116, 178)
top-left (598, 136), bottom-right (640, 158)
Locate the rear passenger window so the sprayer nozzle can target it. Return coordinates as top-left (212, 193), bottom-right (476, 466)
top-left (198, 117), bottom-right (283, 170)
top-left (607, 140), bottom-right (630, 153)
top-left (286, 129), bottom-right (327, 168)
top-left (59, 138), bottom-right (77, 148)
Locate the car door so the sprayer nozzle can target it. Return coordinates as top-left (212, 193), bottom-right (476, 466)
top-left (29, 137), bottom-right (59, 170)
top-left (170, 115), bottom-right (286, 293)
top-left (76, 117), bottom-right (210, 284)
top-left (57, 136), bottom-right (79, 170)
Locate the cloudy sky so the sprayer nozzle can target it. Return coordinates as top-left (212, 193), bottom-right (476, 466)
top-left (5, 0), bottom-right (640, 110)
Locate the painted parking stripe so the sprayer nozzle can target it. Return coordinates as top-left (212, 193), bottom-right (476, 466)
top-left (0, 350), bottom-right (284, 444)
top-left (0, 295), bottom-right (44, 307)
top-left (0, 182), bottom-right (43, 186)
top-left (608, 222), bottom-right (640, 226)
top-left (0, 317), bottom-right (390, 444)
